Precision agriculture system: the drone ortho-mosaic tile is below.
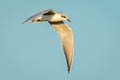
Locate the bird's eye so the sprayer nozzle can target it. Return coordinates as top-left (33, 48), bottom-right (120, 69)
top-left (61, 15), bottom-right (66, 18)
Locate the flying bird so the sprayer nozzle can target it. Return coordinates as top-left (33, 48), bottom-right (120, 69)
top-left (22, 9), bottom-right (74, 74)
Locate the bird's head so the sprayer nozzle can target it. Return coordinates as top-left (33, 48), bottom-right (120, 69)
top-left (61, 14), bottom-right (71, 22)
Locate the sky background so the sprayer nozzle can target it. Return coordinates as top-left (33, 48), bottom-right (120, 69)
top-left (0, 0), bottom-right (120, 80)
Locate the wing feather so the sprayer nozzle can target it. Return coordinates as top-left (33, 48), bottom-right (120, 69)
top-left (49, 21), bottom-right (74, 73)
top-left (22, 9), bottom-right (54, 24)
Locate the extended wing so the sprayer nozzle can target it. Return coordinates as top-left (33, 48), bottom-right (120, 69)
top-left (49, 21), bottom-right (74, 73)
top-left (22, 9), bottom-right (55, 24)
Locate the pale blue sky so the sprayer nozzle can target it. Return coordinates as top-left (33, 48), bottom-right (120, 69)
top-left (0, 0), bottom-right (120, 80)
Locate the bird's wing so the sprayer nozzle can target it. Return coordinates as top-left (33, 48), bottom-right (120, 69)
top-left (22, 9), bottom-right (55, 24)
top-left (49, 21), bottom-right (74, 73)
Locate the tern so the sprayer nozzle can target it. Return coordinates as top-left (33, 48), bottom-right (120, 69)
top-left (22, 9), bottom-right (74, 74)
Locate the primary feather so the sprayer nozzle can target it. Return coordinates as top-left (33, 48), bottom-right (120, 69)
top-left (49, 21), bottom-right (74, 73)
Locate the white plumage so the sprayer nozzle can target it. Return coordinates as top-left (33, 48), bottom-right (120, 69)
top-left (22, 9), bottom-right (74, 74)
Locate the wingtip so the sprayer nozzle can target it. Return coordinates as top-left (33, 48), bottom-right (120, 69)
top-left (21, 20), bottom-right (29, 24)
top-left (68, 68), bottom-right (71, 74)
top-left (68, 71), bottom-right (70, 75)
top-left (21, 20), bottom-right (27, 24)
top-left (21, 22), bottom-right (25, 24)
